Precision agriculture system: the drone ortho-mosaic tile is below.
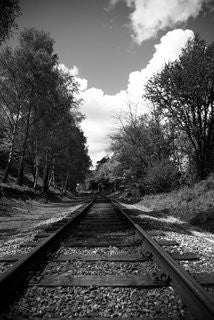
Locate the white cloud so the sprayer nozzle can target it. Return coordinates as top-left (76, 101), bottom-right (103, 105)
top-left (58, 63), bottom-right (78, 76)
top-left (81, 88), bottom-right (127, 164)
top-left (110, 0), bottom-right (204, 43)
top-left (127, 29), bottom-right (194, 103)
top-left (69, 65), bottom-right (79, 76)
top-left (58, 63), bottom-right (88, 91)
top-left (62, 29), bottom-right (194, 165)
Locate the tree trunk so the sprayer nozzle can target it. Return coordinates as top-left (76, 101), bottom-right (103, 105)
top-left (62, 172), bottom-right (69, 196)
top-left (42, 152), bottom-right (49, 193)
top-left (48, 158), bottom-right (55, 188)
top-left (197, 156), bottom-right (209, 180)
top-left (16, 106), bottom-right (31, 185)
top-left (33, 156), bottom-right (40, 189)
top-left (2, 108), bottom-right (21, 183)
top-left (16, 155), bottom-right (25, 185)
top-left (2, 135), bottom-right (15, 183)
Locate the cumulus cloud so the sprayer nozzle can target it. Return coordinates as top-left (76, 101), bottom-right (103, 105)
top-left (58, 63), bottom-right (78, 76)
top-left (127, 29), bottom-right (194, 103)
top-left (110, 0), bottom-right (204, 43)
top-left (81, 88), bottom-right (127, 164)
top-left (58, 63), bottom-right (88, 91)
top-left (57, 64), bottom-right (127, 164)
top-left (62, 29), bottom-right (194, 165)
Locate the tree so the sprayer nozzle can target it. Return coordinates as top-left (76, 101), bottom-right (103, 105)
top-left (0, 46), bottom-right (31, 182)
top-left (108, 105), bottom-right (180, 194)
top-left (37, 63), bottom-right (84, 193)
top-left (14, 28), bottom-right (60, 185)
top-left (94, 156), bottom-right (123, 191)
top-left (62, 126), bottom-right (91, 193)
top-left (111, 113), bottom-right (172, 180)
top-left (145, 35), bottom-right (214, 179)
top-left (0, 0), bottom-right (21, 44)
top-left (0, 28), bottom-right (91, 191)
top-left (0, 28), bottom-right (60, 185)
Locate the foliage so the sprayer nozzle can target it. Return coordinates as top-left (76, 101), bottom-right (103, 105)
top-left (0, 0), bottom-right (21, 44)
top-left (145, 35), bottom-right (214, 179)
top-left (89, 109), bottom-right (179, 194)
top-left (88, 156), bottom-right (122, 191)
top-left (93, 35), bottom-right (214, 194)
top-left (112, 114), bottom-right (173, 176)
top-left (144, 159), bottom-right (180, 193)
top-left (134, 174), bottom-right (214, 232)
top-left (99, 34), bottom-right (214, 195)
top-left (0, 28), bottom-right (91, 192)
top-left (109, 110), bottom-right (178, 192)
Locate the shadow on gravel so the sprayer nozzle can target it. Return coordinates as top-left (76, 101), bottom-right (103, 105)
top-left (122, 208), bottom-right (193, 235)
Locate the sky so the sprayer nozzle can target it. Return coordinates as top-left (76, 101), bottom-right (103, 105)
top-left (11, 0), bottom-right (214, 165)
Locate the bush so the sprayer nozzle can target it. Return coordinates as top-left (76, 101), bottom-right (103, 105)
top-left (145, 160), bottom-right (180, 194)
top-left (203, 174), bottom-right (214, 191)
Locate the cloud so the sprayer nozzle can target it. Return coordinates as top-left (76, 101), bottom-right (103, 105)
top-left (127, 29), bottom-right (194, 103)
top-left (61, 29), bottom-right (194, 165)
top-left (58, 63), bottom-right (88, 91)
top-left (57, 64), bottom-right (115, 164)
top-left (58, 63), bottom-right (78, 76)
top-left (81, 88), bottom-right (127, 164)
top-left (110, 0), bottom-right (204, 43)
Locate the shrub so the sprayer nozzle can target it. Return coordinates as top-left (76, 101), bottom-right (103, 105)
top-left (145, 160), bottom-right (180, 194)
top-left (203, 174), bottom-right (214, 191)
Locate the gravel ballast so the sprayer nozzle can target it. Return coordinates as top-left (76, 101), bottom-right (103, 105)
top-left (153, 231), bottom-right (214, 273)
top-left (1, 199), bottom-right (213, 319)
top-left (0, 262), bottom-right (15, 274)
top-left (4, 286), bottom-right (185, 319)
top-left (42, 260), bottom-right (160, 276)
top-left (121, 203), bottom-right (214, 275)
top-left (59, 245), bottom-right (148, 256)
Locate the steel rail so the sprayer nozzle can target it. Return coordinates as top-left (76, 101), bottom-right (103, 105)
top-left (111, 199), bottom-right (214, 320)
top-left (0, 198), bottom-right (95, 311)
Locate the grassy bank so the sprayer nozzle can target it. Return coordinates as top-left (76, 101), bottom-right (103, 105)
top-left (123, 175), bottom-right (214, 232)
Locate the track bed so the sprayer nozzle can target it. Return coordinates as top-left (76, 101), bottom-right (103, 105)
top-left (0, 196), bottom-right (213, 319)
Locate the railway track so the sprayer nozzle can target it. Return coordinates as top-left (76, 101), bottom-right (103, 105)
top-left (0, 195), bottom-right (213, 319)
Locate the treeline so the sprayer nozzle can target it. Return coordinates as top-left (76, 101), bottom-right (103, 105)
top-left (0, 28), bottom-right (91, 192)
top-left (91, 35), bottom-right (214, 195)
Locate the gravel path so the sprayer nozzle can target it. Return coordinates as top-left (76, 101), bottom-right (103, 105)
top-left (42, 260), bottom-right (160, 276)
top-left (59, 245), bottom-right (147, 256)
top-left (5, 286), bottom-right (185, 319)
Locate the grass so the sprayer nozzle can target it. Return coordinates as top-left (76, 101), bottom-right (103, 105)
top-left (130, 175), bottom-right (214, 232)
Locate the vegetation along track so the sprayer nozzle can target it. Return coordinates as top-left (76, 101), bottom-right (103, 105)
top-left (0, 196), bottom-right (214, 319)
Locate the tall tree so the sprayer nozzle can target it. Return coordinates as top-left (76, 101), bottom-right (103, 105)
top-left (0, 0), bottom-right (21, 44)
top-left (37, 64), bottom-right (83, 192)
top-left (145, 35), bottom-right (214, 179)
top-left (14, 28), bottom-right (59, 185)
top-left (0, 27), bottom-right (91, 191)
top-left (0, 47), bottom-right (31, 182)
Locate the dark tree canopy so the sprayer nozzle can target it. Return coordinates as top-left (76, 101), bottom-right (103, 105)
top-left (0, 0), bottom-right (21, 44)
top-left (0, 27), bottom-right (91, 193)
top-left (145, 35), bottom-right (214, 179)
